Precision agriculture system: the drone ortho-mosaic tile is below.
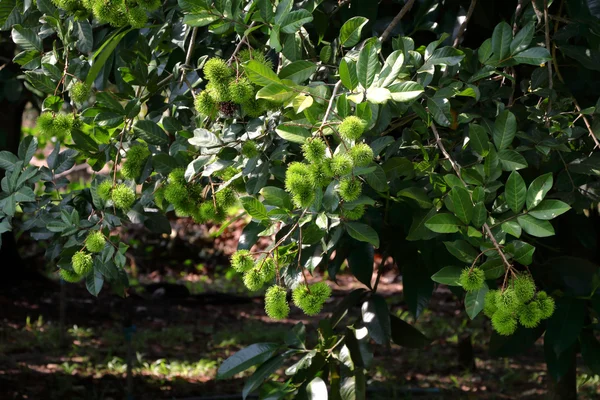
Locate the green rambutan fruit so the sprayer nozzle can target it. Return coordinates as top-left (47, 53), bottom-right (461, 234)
top-left (111, 183), bottom-right (136, 210)
top-left (92, 0), bottom-right (128, 27)
top-left (59, 268), bottom-right (83, 283)
top-left (518, 301), bottom-right (542, 328)
top-left (238, 49), bottom-right (273, 69)
top-left (37, 112), bottom-right (56, 136)
top-left (326, 153), bottom-right (353, 176)
top-left (70, 81), bottom-right (91, 105)
top-left (97, 180), bottom-right (113, 201)
top-left (349, 143), bottom-right (374, 167)
top-left (128, 6), bottom-right (147, 28)
top-left (491, 309), bottom-right (518, 336)
top-left (203, 58), bottom-right (233, 84)
top-left (258, 258), bottom-right (276, 282)
top-left (241, 98), bottom-right (267, 118)
top-left (72, 251), bottom-right (93, 275)
top-left (85, 231), bottom-right (106, 253)
top-left (163, 182), bottom-right (188, 206)
top-left (214, 166), bottom-right (239, 182)
top-left (206, 82), bottom-right (231, 102)
top-left (153, 187), bottom-right (166, 209)
top-left (168, 168), bottom-right (186, 184)
top-left (496, 288), bottom-right (520, 313)
top-left (121, 145), bottom-right (151, 180)
top-left (54, 113), bottom-right (74, 135)
top-left (195, 90), bottom-right (217, 116)
top-left (285, 162), bottom-right (316, 208)
top-left (338, 177), bottom-right (362, 202)
top-left (136, 0), bottom-right (161, 11)
top-left (535, 291), bottom-right (556, 319)
top-left (302, 138), bottom-right (327, 164)
top-left (229, 78), bottom-right (254, 104)
top-left (264, 285), bottom-right (289, 320)
top-left (341, 205), bottom-right (365, 220)
top-left (459, 267), bottom-right (485, 292)
top-left (338, 116), bottom-right (366, 141)
top-left (231, 249), bottom-right (254, 273)
top-left (243, 268), bottom-right (264, 291)
top-left (309, 162), bottom-right (333, 188)
top-left (292, 281), bottom-right (332, 316)
top-left (510, 273), bottom-right (536, 303)
top-left (241, 140), bottom-right (259, 158)
top-left (215, 187), bottom-right (237, 209)
top-left (483, 289), bottom-right (498, 317)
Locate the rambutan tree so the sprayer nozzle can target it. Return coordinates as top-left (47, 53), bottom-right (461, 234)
top-left (1, 0), bottom-right (600, 398)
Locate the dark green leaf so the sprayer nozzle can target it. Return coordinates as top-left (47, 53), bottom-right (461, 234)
top-left (217, 343), bottom-right (279, 379)
top-left (517, 215), bottom-right (555, 237)
top-left (425, 213), bottom-right (461, 233)
top-left (528, 200), bottom-right (570, 220)
top-left (390, 315), bottom-right (430, 348)
top-left (526, 172), bottom-right (553, 210)
top-left (431, 266), bottom-right (462, 286)
top-left (493, 110), bottom-right (516, 150)
top-left (133, 120), bottom-right (169, 145)
top-left (465, 283), bottom-right (488, 319)
top-left (339, 16), bottom-right (368, 47)
top-left (345, 222), bottom-right (379, 248)
top-left (505, 171), bottom-right (526, 213)
top-left (361, 295), bottom-right (391, 345)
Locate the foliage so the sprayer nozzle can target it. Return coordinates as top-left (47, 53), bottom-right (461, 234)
top-left (1, 0), bottom-right (600, 398)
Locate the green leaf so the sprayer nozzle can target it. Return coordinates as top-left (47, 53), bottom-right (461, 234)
top-left (18, 136), bottom-right (37, 164)
top-left (260, 187), bottom-right (293, 210)
top-left (339, 16), bottom-right (369, 47)
top-left (397, 187), bottom-right (432, 208)
top-left (245, 60), bottom-right (282, 87)
top-left (278, 60), bottom-right (317, 84)
top-left (505, 240), bottom-right (535, 265)
top-left (183, 12), bottom-right (219, 26)
top-left (240, 196), bottom-right (268, 221)
top-left (390, 315), bottom-right (430, 348)
top-left (388, 81), bottom-right (424, 103)
top-left (493, 110), bottom-right (516, 150)
top-left (510, 22), bottom-right (534, 54)
top-left (431, 266), bottom-right (462, 286)
top-left (501, 220), bottom-right (522, 238)
top-left (480, 258), bottom-right (505, 279)
top-left (86, 28), bottom-right (132, 87)
top-left (365, 87), bottom-right (391, 104)
top-left (425, 213), bottom-right (461, 233)
top-left (307, 377), bottom-right (328, 399)
top-left (133, 120), bottom-right (169, 145)
top-left (449, 186), bottom-right (473, 224)
top-left (24, 71), bottom-right (55, 94)
top-left (347, 240), bottom-right (374, 289)
top-left (526, 172), bottom-right (553, 210)
top-left (361, 295), bottom-right (391, 345)
top-left (12, 25), bottom-right (43, 52)
top-left (275, 124), bottom-right (311, 143)
top-left (469, 124), bottom-right (490, 157)
top-left (330, 289), bottom-right (366, 328)
top-left (427, 97), bottom-right (451, 127)
top-left (517, 215), bottom-right (555, 237)
top-left (363, 165), bottom-right (388, 192)
top-left (498, 149), bottom-right (528, 170)
top-left (86, 270), bottom-right (104, 297)
top-left (421, 46), bottom-right (464, 70)
top-left (378, 50), bottom-right (404, 88)
top-left (339, 59), bottom-right (358, 90)
top-left (490, 22), bottom-right (512, 62)
top-left (465, 283), bottom-right (489, 319)
top-left (528, 200), bottom-right (570, 220)
top-left (545, 298), bottom-right (585, 356)
top-left (217, 343), bottom-right (279, 379)
top-left (189, 128), bottom-right (220, 147)
top-left (505, 171), bottom-right (526, 213)
top-left (444, 240), bottom-right (478, 263)
top-left (357, 42), bottom-right (380, 88)
top-left (279, 9), bottom-right (313, 34)
top-left (242, 352), bottom-right (290, 399)
top-left (512, 47), bottom-right (552, 65)
top-left (256, 83), bottom-right (296, 103)
top-left (0, 0), bottom-right (15, 27)
top-left (345, 222), bottom-right (380, 248)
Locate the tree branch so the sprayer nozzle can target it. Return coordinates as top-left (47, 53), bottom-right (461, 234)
top-left (180, 27), bottom-right (198, 86)
top-left (319, 80), bottom-right (342, 131)
top-left (543, 0), bottom-right (553, 123)
top-left (453, 0), bottom-right (478, 48)
top-left (379, 0), bottom-right (416, 43)
top-left (227, 21), bottom-right (256, 65)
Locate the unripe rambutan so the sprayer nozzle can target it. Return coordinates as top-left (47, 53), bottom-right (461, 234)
top-left (229, 78), bottom-right (254, 104)
top-left (206, 82), bottom-right (231, 102)
top-left (258, 258), bottom-right (276, 282)
top-left (198, 201), bottom-right (222, 222)
top-left (338, 116), bottom-right (366, 141)
top-left (203, 58), bottom-right (233, 84)
top-left (231, 249), bottom-right (254, 273)
top-left (243, 268), bottom-right (264, 291)
top-left (85, 231), bottom-right (106, 253)
top-left (54, 113), bottom-right (74, 135)
top-left (496, 288), bottom-right (519, 313)
top-left (59, 268), bottom-right (83, 282)
top-left (349, 143), bottom-right (374, 167)
top-left (285, 162), bottom-right (316, 208)
top-left (214, 166), bottom-right (239, 182)
top-left (97, 180), bottom-right (113, 200)
top-left (292, 281), bottom-right (331, 316)
top-left (136, 0), bottom-right (160, 11)
top-left (326, 154), bottom-right (353, 176)
top-left (37, 113), bottom-right (57, 136)
top-left (264, 285), bottom-right (289, 320)
top-left (70, 81), bottom-right (91, 105)
top-left (241, 98), bottom-right (267, 118)
top-left (111, 184), bottom-right (136, 210)
top-left (241, 140), bottom-right (259, 158)
top-left (302, 138), bottom-right (327, 164)
top-left (163, 182), bottom-right (188, 206)
top-left (511, 273), bottom-right (536, 303)
top-left (459, 267), bottom-right (485, 292)
top-left (215, 187), bottom-right (237, 209)
top-left (338, 177), bottom-right (362, 202)
top-left (238, 49), bottom-right (273, 69)
top-left (483, 289), bottom-right (499, 317)
top-left (535, 291), bottom-right (555, 319)
top-left (128, 6), bottom-right (147, 28)
top-left (341, 205), bottom-right (365, 220)
top-left (121, 145), bottom-right (150, 180)
top-left (491, 309), bottom-right (518, 336)
top-left (92, 0), bottom-right (128, 27)
top-left (154, 187), bottom-right (166, 209)
top-left (195, 90), bottom-right (217, 116)
top-left (518, 302), bottom-right (542, 328)
top-left (310, 162), bottom-right (333, 188)
top-left (72, 251), bottom-right (93, 275)
top-left (168, 168), bottom-right (186, 184)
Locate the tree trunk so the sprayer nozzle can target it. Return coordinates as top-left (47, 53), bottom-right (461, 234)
top-left (547, 351), bottom-right (577, 400)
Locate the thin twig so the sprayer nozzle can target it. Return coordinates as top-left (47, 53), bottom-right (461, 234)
top-left (372, 252), bottom-right (388, 293)
top-left (379, 0), bottom-right (416, 43)
top-left (319, 80), bottom-right (342, 133)
top-left (430, 122), bottom-right (513, 271)
top-left (543, 0), bottom-right (553, 124)
top-left (573, 98), bottom-right (600, 150)
top-left (180, 27), bottom-right (198, 86)
top-left (508, 0), bottom-right (525, 106)
top-left (453, 0), bottom-right (478, 48)
top-left (227, 21), bottom-right (257, 65)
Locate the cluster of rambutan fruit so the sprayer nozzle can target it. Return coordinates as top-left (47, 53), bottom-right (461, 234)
top-left (284, 116), bottom-right (374, 219)
top-left (51, 0), bottom-right (159, 28)
top-left (194, 51), bottom-right (276, 118)
top-left (231, 249), bottom-right (332, 319)
top-left (60, 230), bottom-right (107, 282)
top-left (460, 267), bottom-right (555, 335)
